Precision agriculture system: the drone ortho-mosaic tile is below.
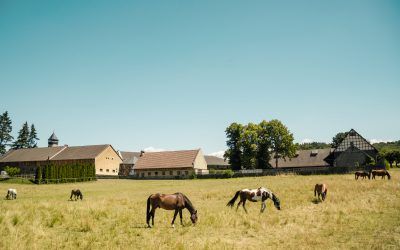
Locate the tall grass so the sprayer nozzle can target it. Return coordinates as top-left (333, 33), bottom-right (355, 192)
top-left (0, 170), bottom-right (399, 249)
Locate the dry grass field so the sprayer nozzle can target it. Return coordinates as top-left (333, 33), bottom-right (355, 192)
top-left (1, 170), bottom-right (400, 250)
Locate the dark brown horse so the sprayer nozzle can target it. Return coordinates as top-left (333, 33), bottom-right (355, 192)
top-left (146, 193), bottom-right (197, 228)
top-left (314, 184), bottom-right (328, 201)
top-left (355, 171), bottom-right (370, 180)
top-left (226, 187), bottom-right (281, 213)
top-left (70, 189), bottom-right (83, 201)
top-left (371, 170), bottom-right (391, 180)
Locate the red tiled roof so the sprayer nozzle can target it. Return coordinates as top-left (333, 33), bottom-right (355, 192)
top-left (134, 149), bottom-right (200, 169)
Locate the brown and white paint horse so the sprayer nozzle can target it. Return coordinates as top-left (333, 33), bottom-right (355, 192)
top-left (227, 187), bottom-right (281, 213)
top-left (355, 171), bottom-right (371, 180)
top-left (371, 170), bottom-right (391, 180)
top-left (314, 184), bottom-right (328, 201)
top-left (146, 192), bottom-right (197, 228)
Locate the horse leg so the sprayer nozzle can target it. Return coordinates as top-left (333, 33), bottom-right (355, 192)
top-left (236, 200), bottom-right (242, 211)
top-left (171, 209), bottom-right (178, 228)
top-left (179, 209), bottom-right (183, 226)
top-left (242, 200), bottom-right (248, 213)
top-left (261, 202), bottom-right (266, 213)
top-left (151, 208), bottom-right (156, 226)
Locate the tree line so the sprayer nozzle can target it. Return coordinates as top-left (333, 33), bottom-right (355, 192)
top-left (224, 119), bottom-right (296, 170)
top-left (0, 111), bottom-right (39, 155)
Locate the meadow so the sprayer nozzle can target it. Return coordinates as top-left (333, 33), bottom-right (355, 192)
top-left (0, 170), bottom-right (399, 250)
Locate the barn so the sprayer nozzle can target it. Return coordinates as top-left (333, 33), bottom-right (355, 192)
top-left (272, 129), bottom-right (379, 170)
top-left (134, 149), bottom-right (209, 178)
top-left (0, 133), bottom-right (122, 176)
top-left (204, 155), bottom-right (230, 170)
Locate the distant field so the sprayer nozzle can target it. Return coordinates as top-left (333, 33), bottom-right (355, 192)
top-left (1, 170), bottom-right (399, 249)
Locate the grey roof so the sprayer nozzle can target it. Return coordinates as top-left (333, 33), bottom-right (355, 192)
top-left (270, 148), bottom-right (332, 168)
top-left (119, 151), bottom-right (141, 164)
top-left (48, 132), bottom-right (59, 141)
top-left (204, 155), bottom-right (230, 166)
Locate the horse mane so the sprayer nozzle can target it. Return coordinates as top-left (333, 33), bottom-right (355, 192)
top-left (181, 194), bottom-right (196, 213)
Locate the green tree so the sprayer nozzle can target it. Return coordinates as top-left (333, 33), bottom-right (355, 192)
top-left (257, 120), bottom-right (272, 169)
top-left (12, 122), bottom-right (30, 149)
top-left (28, 124), bottom-right (39, 148)
top-left (4, 166), bottom-right (21, 177)
top-left (383, 151), bottom-right (397, 168)
top-left (331, 132), bottom-right (348, 148)
top-left (240, 123), bottom-right (259, 169)
top-left (266, 120), bottom-right (296, 168)
top-left (0, 111), bottom-right (13, 155)
top-left (393, 150), bottom-right (400, 167)
top-left (224, 123), bottom-right (244, 170)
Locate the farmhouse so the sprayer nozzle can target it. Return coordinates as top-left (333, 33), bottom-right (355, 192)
top-left (205, 155), bottom-right (230, 170)
top-left (272, 129), bottom-right (379, 169)
top-left (134, 149), bottom-right (209, 178)
top-left (118, 151), bottom-right (141, 176)
top-left (0, 133), bottom-right (122, 176)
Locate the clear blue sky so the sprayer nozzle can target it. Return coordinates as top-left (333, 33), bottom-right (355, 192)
top-left (1, 1), bottom-right (399, 154)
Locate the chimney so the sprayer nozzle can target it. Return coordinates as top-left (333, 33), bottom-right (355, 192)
top-left (140, 150), bottom-right (145, 157)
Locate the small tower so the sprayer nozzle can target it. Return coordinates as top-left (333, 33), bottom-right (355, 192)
top-left (48, 132), bottom-right (59, 147)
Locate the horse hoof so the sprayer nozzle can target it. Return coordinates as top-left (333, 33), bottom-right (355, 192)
top-left (171, 224), bottom-right (175, 228)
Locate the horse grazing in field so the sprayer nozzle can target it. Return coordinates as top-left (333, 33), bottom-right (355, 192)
top-left (314, 184), bottom-right (328, 201)
top-left (355, 171), bottom-right (370, 180)
top-left (371, 170), bottom-right (391, 180)
top-left (226, 187), bottom-right (281, 213)
top-left (5, 189), bottom-right (17, 200)
top-left (70, 189), bottom-right (83, 201)
top-left (146, 192), bottom-right (197, 228)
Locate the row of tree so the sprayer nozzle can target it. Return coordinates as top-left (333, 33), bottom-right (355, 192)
top-left (224, 120), bottom-right (296, 170)
top-left (35, 162), bottom-right (96, 183)
top-left (379, 150), bottom-right (400, 168)
top-left (0, 111), bottom-right (39, 155)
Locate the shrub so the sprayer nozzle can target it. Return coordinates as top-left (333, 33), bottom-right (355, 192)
top-left (4, 166), bottom-right (20, 177)
top-left (222, 169), bottom-right (234, 178)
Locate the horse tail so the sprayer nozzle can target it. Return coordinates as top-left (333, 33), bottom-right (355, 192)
top-left (227, 191), bottom-right (240, 207)
top-left (354, 173), bottom-right (357, 180)
top-left (146, 195), bottom-right (152, 224)
top-left (314, 185), bottom-right (317, 197)
top-left (70, 190), bottom-right (73, 200)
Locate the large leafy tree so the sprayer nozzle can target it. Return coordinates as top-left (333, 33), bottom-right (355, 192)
top-left (382, 150), bottom-right (397, 168)
top-left (224, 123), bottom-right (243, 170)
top-left (12, 122), bottom-right (30, 149)
top-left (240, 123), bottom-right (259, 169)
top-left (266, 119), bottom-right (296, 168)
top-left (0, 111), bottom-right (13, 155)
top-left (393, 150), bottom-right (400, 167)
top-left (257, 120), bottom-right (272, 169)
top-left (331, 132), bottom-right (348, 148)
top-left (28, 124), bottom-right (39, 148)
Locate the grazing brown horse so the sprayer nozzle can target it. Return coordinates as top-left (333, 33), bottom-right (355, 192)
top-left (355, 171), bottom-right (371, 180)
top-left (314, 184), bottom-right (328, 201)
top-left (146, 193), bottom-right (197, 228)
top-left (70, 189), bottom-right (83, 201)
top-left (226, 187), bottom-right (281, 213)
top-left (371, 170), bottom-right (391, 180)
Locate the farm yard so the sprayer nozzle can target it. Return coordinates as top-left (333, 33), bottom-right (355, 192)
top-left (1, 171), bottom-right (400, 250)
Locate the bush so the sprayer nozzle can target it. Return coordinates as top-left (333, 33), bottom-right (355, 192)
top-left (4, 166), bottom-right (21, 177)
top-left (222, 169), bottom-right (234, 178)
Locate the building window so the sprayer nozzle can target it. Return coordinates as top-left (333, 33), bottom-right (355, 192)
top-left (169, 171), bottom-right (173, 175)
top-left (185, 171), bottom-right (188, 175)
top-left (106, 169), bottom-right (109, 172)
top-left (177, 171), bottom-right (181, 175)
top-left (112, 170), bottom-right (115, 173)
top-left (148, 172), bottom-right (151, 176)
top-left (162, 171), bottom-right (165, 176)
top-left (155, 172), bottom-right (158, 176)
top-left (100, 169), bottom-right (103, 172)
top-left (141, 173), bottom-right (144, 177)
